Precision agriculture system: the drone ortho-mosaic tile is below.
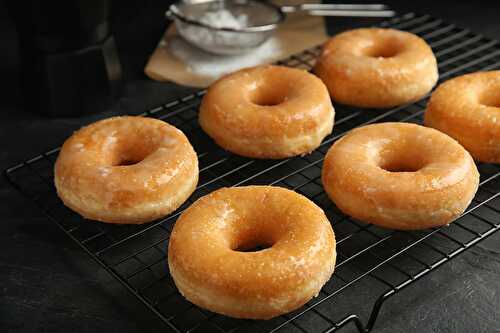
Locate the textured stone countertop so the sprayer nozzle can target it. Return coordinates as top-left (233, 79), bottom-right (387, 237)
top-left (1, 1), bottom-right (499, 332)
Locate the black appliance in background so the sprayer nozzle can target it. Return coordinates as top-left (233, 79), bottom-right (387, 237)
top-left (7, 0), bottom-right (122, 117)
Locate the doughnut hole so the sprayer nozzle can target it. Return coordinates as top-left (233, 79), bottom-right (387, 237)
top-left (479, 89), bottom-right (500, 108)
top-left (380, 159), bottom-right (426, 173)
top-left (227, 215), bottom-right (288, 253)
top-left (364, 37), bottom-right (403, 58)
top-left (113, 150), bottom-right (150, 166)
top-left (231, 227), bottom-right (276, 253)
top-left (247, 79), bottom-right (291, 107)
top-left (235, 243), bottom-right (273, 252)
top-left (376, 142), bottom-right (428, 173)
top-left (107, 137), bottom-right (160, 166)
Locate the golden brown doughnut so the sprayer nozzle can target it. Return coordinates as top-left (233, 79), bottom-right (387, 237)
top-left (322, 122), bottom-right (479, 230)
top-left (425, 71), bottom-right (500, 163)
top-left (54, 116), bottom-right (198, 224)
top-left (168, 186), bottom-right (336, 319)
top-left (199, 65), bottom-right (335, 159)
top-left (315, 28), bottom-right (438, 108)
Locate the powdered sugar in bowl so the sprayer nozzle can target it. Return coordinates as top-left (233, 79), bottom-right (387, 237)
top-left (166, 0), bottom-right (284, 55)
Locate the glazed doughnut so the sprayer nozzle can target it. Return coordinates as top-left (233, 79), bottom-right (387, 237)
top-left (425, 71), bottom-right (500, 163)
top-left (199, 65), bottom-right (335, 159)
top-left (168, 186), bottom-right (336, 319)
top-left (54, 116), bottom-right (198, 224)
top-left (322, 123), bottom-right (479, 230)
top-left (315, 28), bottom-right (438, 108)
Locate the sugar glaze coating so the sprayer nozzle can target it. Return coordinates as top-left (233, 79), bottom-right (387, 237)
top-left (54, 116), bottom-right (198, 224)
top-left (199, 65), bottom-right (335, 158)
top-left (425, 70), bottom-right (500, 163)
top-left (315, 28), bottom-right (438, 108)
top-left (322, 122), bottom-right (479, 230)
top-left (168, 186), bottom-right (336, 319)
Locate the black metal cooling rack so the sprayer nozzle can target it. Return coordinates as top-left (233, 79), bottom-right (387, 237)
top-left (5, 12), bottom-right (500, 333)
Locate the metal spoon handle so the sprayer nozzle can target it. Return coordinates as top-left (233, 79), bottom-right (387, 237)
top-left (281, 3), bottom-right (395, 17)
top-left (305, 9), bottom-right (395, 17)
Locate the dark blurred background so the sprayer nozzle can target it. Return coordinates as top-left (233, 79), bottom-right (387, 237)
top-left (1, 1), bottom-right (500, 332)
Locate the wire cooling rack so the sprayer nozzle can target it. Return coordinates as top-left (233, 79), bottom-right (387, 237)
top-left (5, 12), bottom-right (500, 333)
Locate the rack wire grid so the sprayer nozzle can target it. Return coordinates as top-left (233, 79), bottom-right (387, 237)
top-left (5, 12), bottom-right (500, 333)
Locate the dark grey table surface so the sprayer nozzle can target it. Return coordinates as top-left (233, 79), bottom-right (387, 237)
top-left (2, 1), bottom-right (500, 332)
